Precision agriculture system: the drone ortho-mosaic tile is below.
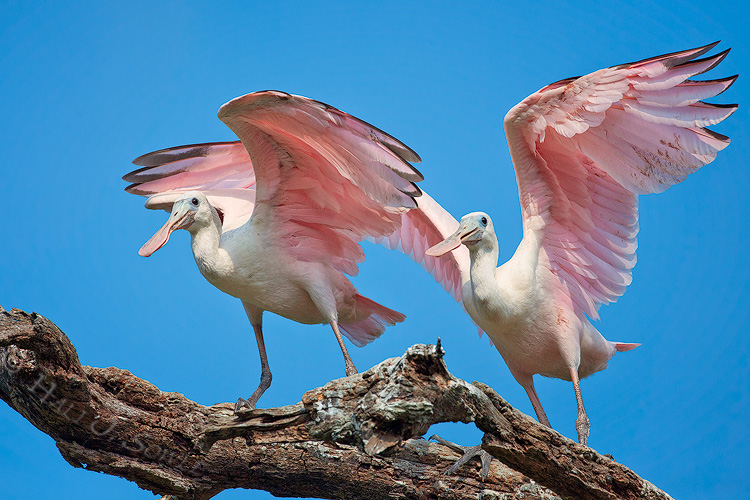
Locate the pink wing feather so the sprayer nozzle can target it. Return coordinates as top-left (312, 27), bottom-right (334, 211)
top-left (125, 91), bottom-right (423, 277)
top-left (373, 193), bottom-right (492, 341)
top-left (126, 142), bottom-right (257, 231)
top-left (374, 192), bottom-right (468, 303)
top-left (504, 42), bottom-right (737, 321)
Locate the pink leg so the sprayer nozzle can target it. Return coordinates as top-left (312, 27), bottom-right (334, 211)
top-left (522, 378), bottom-right (551, 428)
top-left (330, 321), bottom-right (358, 376)
top-left (235, 303), bottom-right (272, 413)
top-left (570, 367), bottom-right (590, 445)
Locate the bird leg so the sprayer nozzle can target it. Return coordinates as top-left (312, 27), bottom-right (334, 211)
top-left (570, 367), bottom-right (590, 445)
top-left (235, 304), bottom-right (272, 414)
top-left (429, 435), bottom-right (492, 481)
top-left (330, 321), bottom-right (358, 376)
top-left (522, 378), bottom-right (551, 428)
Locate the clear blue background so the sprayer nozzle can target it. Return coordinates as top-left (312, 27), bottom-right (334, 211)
top-left (1, 1), bottom-right (747, 498)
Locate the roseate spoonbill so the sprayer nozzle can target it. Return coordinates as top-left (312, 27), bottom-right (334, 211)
top-left (379, 42), bottom-right (737, 464)
top-left (124, 91), bottom-right (423, 413)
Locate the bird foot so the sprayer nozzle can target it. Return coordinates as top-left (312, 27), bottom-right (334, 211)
top-left (345, 365), bottom-right (358, 377)
top-left (429, 435), bottom-right (492, 480)
top-left (234, 397), bottom-right (257, 415)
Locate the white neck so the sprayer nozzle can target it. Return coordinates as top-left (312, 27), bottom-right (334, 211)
top-left (189, 209), bottom-right (227, 277)
top-left (467, 239), bottom-right (510, 319)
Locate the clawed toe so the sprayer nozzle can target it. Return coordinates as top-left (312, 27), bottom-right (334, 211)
top-left (429, 434), bottom-right (492, 480)
top-left (234, 397), bottom-right (255, 414)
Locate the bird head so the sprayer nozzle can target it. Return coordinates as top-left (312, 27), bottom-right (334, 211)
top-left (138, 191), bottom-right (210, 257)
top-left (426, 212), bottom-right (495, 257)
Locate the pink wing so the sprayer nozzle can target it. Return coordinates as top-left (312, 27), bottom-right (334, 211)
top-left (125, 91), bottom-right (423, 277)
top-left (504, 42), bottom-right (737, 321)
top-left (374, 192), bottom-right (492, 341)
top-left (125, 141), bottom-right (257, 231)
top-left (374, 192), bottom-right (468, 302)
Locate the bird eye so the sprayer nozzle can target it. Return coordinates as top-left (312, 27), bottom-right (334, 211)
top-left (191, 197), bottom-right (199, 207)
top-left (481, 216), bottom-right (488, 226)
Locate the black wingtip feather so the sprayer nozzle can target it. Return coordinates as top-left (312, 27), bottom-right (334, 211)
top-left (312, 96), bottom-right (422, 165)
top-left (122, 165), bottom-right (153, 182)
top-left (220, 91), bottom-right (422, 179)
top-left (402, 182), bottom-right (423, 199)
top-left (724, 74), bottom-right (740, 91)
top-left (387, 162), bottom-right (424, 183)
top-left (616, 41), bottom-right (721, 69)
top-left (697, 102), bottom-right (739, 110)
top-left (124, 182), bottom-right (146, 194)
top-left (347, 112), bottom-right (423, 165)
top-left (685, 74), bottom-right (739, 97)
top-left (409, 163), bottom-right (425, 183)
top-left (700, 127), bottom-right (731, 143)
top-left (132, 141), bottom-right (238, 167)
top-left (673, 48), bottom-right (731, 76)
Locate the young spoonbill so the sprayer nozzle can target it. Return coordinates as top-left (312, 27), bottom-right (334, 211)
top-left (124, 91), bottom-right (423, 413)
top-left (379, 42), bottom-right (737, 467)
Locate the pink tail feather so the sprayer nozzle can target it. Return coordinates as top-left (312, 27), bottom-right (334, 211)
top-left (339, 294), bottom-right (406, 347)
top-left (613, 342), bottom-right (640, 352)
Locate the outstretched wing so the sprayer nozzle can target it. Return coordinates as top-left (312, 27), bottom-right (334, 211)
top-left (125, 141), bottom-right (257, 231)
top-left (374, 192), bottom-right (469, 303)
top-left (125, 91), bottom-right (423, 277)
top-left (503, 42), bottom-right (737, 321)
top-left (373, 192), bottom-right (490, 340)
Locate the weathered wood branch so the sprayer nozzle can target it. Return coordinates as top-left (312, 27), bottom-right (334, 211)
top-left (0, 308), bottom-right (672, 500)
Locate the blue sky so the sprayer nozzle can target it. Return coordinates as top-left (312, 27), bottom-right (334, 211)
top-left (1, 1), bottom-right (747, 498)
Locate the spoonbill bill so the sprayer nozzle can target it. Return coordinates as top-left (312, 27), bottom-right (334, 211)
top-left (124, 91), bottom-right (423, 413)
top-left (380, 42), bottom-right (737, 461)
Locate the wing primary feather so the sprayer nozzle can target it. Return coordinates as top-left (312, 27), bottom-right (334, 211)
top-left (696, 126), bottom-right (730, 144)
top-left (505, 43), bottom-right (734, 325)
top-left (132, 141), bottom-right (239, 167)
top-left (616, 41), bottom-right (720, 69)
top-left (672, 48), bottom-right (731, 75)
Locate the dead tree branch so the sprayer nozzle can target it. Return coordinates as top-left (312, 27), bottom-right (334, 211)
top-left (0, 308), bottom-right (672, 500)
